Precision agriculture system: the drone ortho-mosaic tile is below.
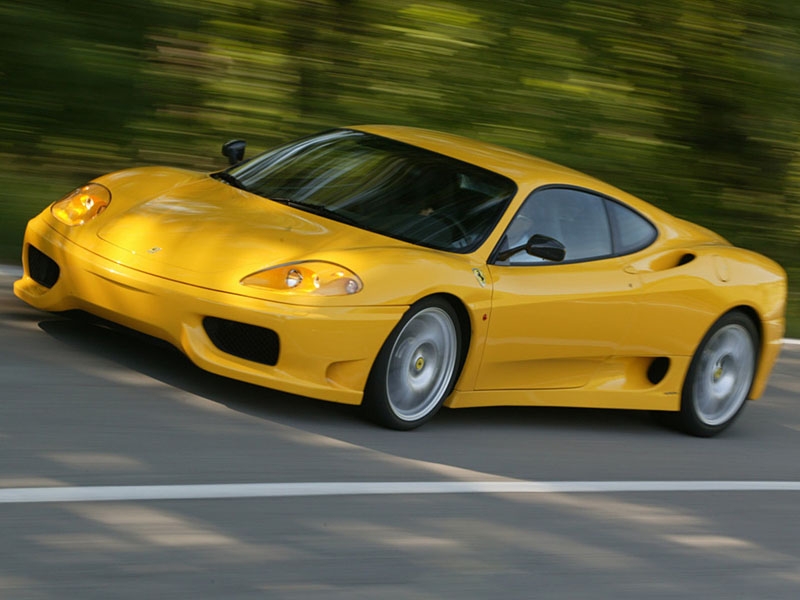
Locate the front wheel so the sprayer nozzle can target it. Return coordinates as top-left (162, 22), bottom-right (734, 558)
top-left (678, 312), bottom-right (758, 437)
top-left (363, 297), bottom-right (463, 430)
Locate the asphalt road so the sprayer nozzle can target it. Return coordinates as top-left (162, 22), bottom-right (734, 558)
top-left (1, 266), bottom-right (799, 599)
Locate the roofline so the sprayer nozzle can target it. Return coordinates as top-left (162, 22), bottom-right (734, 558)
top-left (350, 124), bottom-right (589, 185)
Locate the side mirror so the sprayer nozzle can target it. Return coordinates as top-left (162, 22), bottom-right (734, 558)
top-left (222, 139), bottom-right (246, 165)
top-left (525, 234), bottom-right (566, 262)
top-left (496, 233), bottom-right (566, 262)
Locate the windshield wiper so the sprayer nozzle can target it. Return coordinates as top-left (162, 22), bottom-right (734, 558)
top-left (212, 171), bottom-right (247, 190)
top-left (276, 198), bottom-right (358, 226)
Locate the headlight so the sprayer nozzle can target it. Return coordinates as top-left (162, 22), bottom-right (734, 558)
top-left (51, 183), bottom-right (111, 226)
top-left (241, 261), bottom-right (363, 296)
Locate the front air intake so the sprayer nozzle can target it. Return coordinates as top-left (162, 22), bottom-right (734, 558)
top-left (203, 317), bottom-right (280, 366)
top-left (28, 245), bottom-right (60, 288)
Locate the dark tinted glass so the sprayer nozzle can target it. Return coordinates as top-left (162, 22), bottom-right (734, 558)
top-left (226, 129), bottom-right (516, 252)
top-left (606, 200), bottom-right (657, 254)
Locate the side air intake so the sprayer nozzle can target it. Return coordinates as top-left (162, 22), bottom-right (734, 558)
top-left (203, 317), bottom-right (280, 366)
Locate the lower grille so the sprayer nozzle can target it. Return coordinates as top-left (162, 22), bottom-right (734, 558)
top-left (28, 245), bottom-right (60, 288)
top-left (203, 317), bottom-right (280, 366)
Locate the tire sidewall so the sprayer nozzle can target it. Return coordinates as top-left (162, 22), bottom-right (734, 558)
top-left (680, 311), bottom-right (759, 437)
top-left (363, 296), bottom-right (463, 430)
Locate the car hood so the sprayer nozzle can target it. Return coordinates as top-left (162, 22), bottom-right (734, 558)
top-left (94, 171), bottom-right (405, 283)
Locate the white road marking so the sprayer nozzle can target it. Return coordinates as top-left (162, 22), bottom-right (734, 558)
top-left (2, 480), bottom-right (800, 504)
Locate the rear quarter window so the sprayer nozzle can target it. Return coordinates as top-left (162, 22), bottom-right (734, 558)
top-left (607, 200), bottom-right (657, 255)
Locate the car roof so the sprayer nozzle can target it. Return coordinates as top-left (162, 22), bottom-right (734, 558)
top-left (352, 125), bottom-right (607, 190)
top-left (351, 125), bottom-right (706, 246)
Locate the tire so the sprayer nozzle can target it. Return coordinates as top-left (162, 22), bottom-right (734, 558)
top-left (363, 297), bottom-right (463, 430)
top-left (678, 311), bottom-right (759, 437)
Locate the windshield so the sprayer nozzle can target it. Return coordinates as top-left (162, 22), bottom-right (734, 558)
top-left (225, 129), bottom-right (517, 253)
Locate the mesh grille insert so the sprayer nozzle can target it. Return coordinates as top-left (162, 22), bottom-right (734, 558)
top-left (203, 317), bottom-right (280, 366)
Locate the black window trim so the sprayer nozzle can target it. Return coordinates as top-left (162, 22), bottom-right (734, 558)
top-left (489, 184), bottom-right (659, 266)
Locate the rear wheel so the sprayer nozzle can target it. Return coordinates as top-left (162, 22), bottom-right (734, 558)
top-left (678, 312), bottom-right (758, 437)
top-left (363, 297), bottom-right (462, 430)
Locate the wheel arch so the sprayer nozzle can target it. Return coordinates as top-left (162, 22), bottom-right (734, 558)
top-left (695, 306), bottom-right (763, 393)
top-left (726, 304), bottom-right (784, 401)
top-left (690, 305), bottom-right (762, 359)
top-left (423, 292), bottom-right (472, 355)
top-left (729, 304), bottom-right (762, 348)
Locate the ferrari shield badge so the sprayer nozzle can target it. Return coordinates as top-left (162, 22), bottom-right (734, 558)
top-left (472, 267), bottom-right (486, 287)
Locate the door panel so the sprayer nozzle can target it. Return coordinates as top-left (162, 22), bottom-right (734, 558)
top-left (477, 258), bottom-right (639, 390)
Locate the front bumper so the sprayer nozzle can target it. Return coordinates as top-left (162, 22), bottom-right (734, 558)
top-left (14, 218), bottom-right (404, 404)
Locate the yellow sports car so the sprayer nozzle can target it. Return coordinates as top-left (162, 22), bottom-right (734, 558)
top-left (14, 126), bottom-right (786, 436)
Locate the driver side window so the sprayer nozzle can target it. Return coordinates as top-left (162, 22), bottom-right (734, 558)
top-left (498, 187), bottom-right (613, 265)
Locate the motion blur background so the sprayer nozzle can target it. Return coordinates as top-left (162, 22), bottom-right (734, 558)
top-left (1, 0), bottom-right (798, 333)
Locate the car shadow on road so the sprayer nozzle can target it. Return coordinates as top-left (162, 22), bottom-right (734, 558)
top-left (31, 313), bottom-right (780, 482)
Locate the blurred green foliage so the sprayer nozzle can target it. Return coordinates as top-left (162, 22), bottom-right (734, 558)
top-left (1, 0), bottom-right (798, 334)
